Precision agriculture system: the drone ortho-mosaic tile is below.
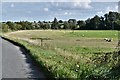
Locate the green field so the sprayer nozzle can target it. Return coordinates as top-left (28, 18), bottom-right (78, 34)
top-left (4, 30), bottom-right (120, 79)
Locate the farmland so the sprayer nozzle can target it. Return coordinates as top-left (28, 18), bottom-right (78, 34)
top-left (4, 30), bottom-right (120, 79)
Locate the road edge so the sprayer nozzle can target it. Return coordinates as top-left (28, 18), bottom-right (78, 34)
top-left (1, 37), bottom-right (55, 80)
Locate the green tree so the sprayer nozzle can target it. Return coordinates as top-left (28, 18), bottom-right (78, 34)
top-left (2, 23), bottom-right (9, 32)
top-left (6, 21), bottom-right (16, 30)
top-left (68, 19), bottom-right (77, 30)
top-left (114, 20), bottom-right (120, 30)
top-left (99, 16), bottom-right (105, 30)
top-left (15, 24), bottom-right (22, 30)
top-left (51, 17), bottom-right (59, 29)
top-left (77, 20), bottom-right (86, 29)
top-left (63, 21), bottom-right (70, 29)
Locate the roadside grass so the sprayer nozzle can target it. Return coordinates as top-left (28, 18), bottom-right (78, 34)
top-left (3, 30), bottom-right (120, 79)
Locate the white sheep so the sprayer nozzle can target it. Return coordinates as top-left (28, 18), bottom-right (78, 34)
top-left (104, 38), bottom-right (113, 42)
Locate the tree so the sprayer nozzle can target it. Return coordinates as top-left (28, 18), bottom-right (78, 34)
top-left (77, 20), bottom-right (86, 29)
top-left (6, 21), bottom-right (16, 30)
top-left (2, 23), bottom-right (9, 32)
top-left (85, 18), bottom-right (92, 30)
top-left (114, 20), bottom-right (120, 30)
top-left (51, 17), bottom-right (59, 29)
top-left (15, 24), bottom-right (22, 30)
top-left (58, 20), bottom-right (63, 23)
top-left (98, 16), bottom-right (105, 30)
top-left (43, 23), bottom-right (51, 29)
top-left (108, 12), bottom-right (116, 30)
top-left (63, 21), bottom-right (70, 29)
top-left (93, 15), bottom-right (100, 29)
top-left (19, 21), bottom-right (33, 30)
top-left (68, 19), bottom-right (77, 30)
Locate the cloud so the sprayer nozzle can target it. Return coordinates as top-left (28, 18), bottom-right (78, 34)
top-left (27, 11), bottom-right (32, 13)
top-left (44, 8), bottom-right (49, 11)
top-left (73, 2), bottom-right (92, 9)
top-left (4, 0), bottom-right (93, 9)
top-left (97, 5), bottom-right (118, 16)
top-left (10, 4), bottom-right (14, 8)
top-left (73, 0), bottom-right (92, 9)
top-left (91, 0), bottom-right (119, 2)
top-left (118, 1), bottom-right (120, 13)
top-left (64, 12), bottom-right (72, 15)
top-left (105, 6), bottom-right (118, 13)
top-left (2, 0), bottom-right (92, 2)
top-left (64, 12), bottom-right (68, 15)
top-left (51, 0), bottom-right (92, 10)
top-left (115, 5), bottom-right (118, 10)
top-left (2, 0), bottom-right (120, 2)
top-left (97, 11), bottom-right (104, 15)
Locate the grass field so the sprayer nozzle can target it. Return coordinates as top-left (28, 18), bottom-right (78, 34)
top-left (7, 30), bottom-right (118, 52)
top-left (4, 30), bottom-right (120, 79)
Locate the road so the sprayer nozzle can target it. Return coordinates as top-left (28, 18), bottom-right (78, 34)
top-left (1, 37), bottom-right (46, 79)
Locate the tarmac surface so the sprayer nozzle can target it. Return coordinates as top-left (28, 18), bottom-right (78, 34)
top-left (1, 37), bottom-right (45, 79)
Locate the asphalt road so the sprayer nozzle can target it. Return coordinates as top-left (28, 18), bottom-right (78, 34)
top-left (1, 37), bottom-right (45, 79)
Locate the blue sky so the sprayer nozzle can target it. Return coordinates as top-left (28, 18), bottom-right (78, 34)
top-left (1, 1), bottom-right (120, 22)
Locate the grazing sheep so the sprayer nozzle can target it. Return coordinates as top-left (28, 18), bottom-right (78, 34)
top-left (104, 38), bottom-right (113, 42)
top-left (104, 38), bottom-right (108, 41)
top-left (107, 39), bottom-right (112, 42)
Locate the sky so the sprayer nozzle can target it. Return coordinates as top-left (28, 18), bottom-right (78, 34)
top-left (1, 0), bottom-right (120, 2)
top-left (1, 0), bottom-right (120, 22)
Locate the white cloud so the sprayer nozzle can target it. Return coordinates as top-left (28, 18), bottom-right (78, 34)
top-left (91, 0), bottom-right (119, 2)
top-left (2, 0), bottom-right (120, 2)
top-left (73, 0), bottom-right (92, 9)
top-left (64, 12), bottom-right (72, 15)
top-left (105, 6), bottom-right (118, 13)
top-left (10, 4), bottom-right (14, 8)
top-left (97, 11), bottom-right (104, 15)
top-left (115, 5), bottom-right (118, 10)
top-left (64, 12), bottom-right (68, 15)
top-left (50, 0), bottom-right (92, 9)
top-left (3, 0), bottom-right (91, 2)
top-left (96, 5), bottom-right (118, 16)
top-left (44, 8), bottom-right (49, 11)
top-left (73, 2), bottom-right (91, 9)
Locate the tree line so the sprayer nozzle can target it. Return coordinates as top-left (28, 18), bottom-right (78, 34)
top-left (1, 11), bottom-right (120, 32)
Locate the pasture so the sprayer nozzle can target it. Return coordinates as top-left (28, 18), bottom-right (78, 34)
top-left (5, 30), bottom-right (120, 79)
top-left (7, 30), bottom-right (118, 52)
